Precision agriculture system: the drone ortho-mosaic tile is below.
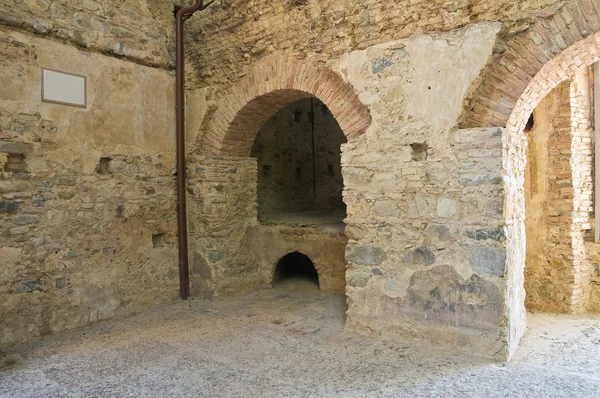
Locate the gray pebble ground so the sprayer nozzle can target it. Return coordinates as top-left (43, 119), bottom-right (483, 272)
top-left (1, 280), bottom-right (599, 397)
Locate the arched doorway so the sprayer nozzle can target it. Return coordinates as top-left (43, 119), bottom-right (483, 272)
top-left (249, 95), bottom-right (348, 292)
top-left (523, 73), bottom-right (594, 314)
top-left (197, 56), bottom-right (371, 156)
top-left (463, 9), bottom-right (600, 358)
top-left (188, 56), bottom-right (370, 298)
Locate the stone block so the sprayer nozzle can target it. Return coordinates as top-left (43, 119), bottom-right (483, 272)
top-left (10, 226), bottom-right (29, 235)
top-left (55, 177), bottom-right (77, 187)
top-left (207, 251), bottom-right (224, 263)
top-left (346, 245), bottom-right (386, 266)
top-left (469, 246), bottom-right (506, 277)
top-left (32, 196), bottom-right (48, 207)
top-left (0, 140), bottom-right (33, 154)
top-left (437, 197), bottom-right (458, 218)
top-left (14, 280), bottom-right (43, 293)
top-left (459, 173), bottom-right (502, 186)
top-left (403, 246), bottom-right (436, 265)
top-left (12, 215), bottom-right (39, 225)
top-left (55, 276), bottom-right (67, 289)
top-left (348, 272), bottom-right (370, 288)
top-left (63, 250), bottom-right (78, 259)
top-left (465, 228), bottom-right (505, 242)
top-left (371, 57), bottom-right (392, 74)
top-left (0, 200), bottom-right (20, 214)
top-left (426, 223), bottom-right (452, 241)
top-left (110, 160), bottom-right (127, 173)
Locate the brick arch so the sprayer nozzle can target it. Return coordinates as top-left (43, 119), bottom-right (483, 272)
top-left (464, 1), bottom-right (600, 128)
top-left (198, 56), bottom-right (371, 157)
top-left (489, 10), bottom-right (600, 359)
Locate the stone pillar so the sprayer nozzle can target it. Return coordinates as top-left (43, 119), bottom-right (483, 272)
top-left (569, 70), bottom-right (594, 312)
top-left (343, 126), bottom-right (508, 360)
top-left (187, 156), bottom-right (260, 297)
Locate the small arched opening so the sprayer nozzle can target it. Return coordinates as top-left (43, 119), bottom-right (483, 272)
top-left (273, 252), bottom-right (319, 289)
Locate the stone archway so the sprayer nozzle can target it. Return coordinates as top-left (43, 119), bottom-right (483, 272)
top-left (464, 2), bottom-right (600, 129)
top-left (462, 3), bottom-right (600, 358)
top-left (197, 55), bottom-right (371, 157)
top-left (188, 55), bottom-right (369, 298)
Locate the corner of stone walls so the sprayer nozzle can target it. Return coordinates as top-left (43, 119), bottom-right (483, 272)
top-left (187, 155), bottom-right (264, 297)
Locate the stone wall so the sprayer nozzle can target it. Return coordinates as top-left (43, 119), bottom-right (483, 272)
top-left (342, 125), bottom-right (506, 358)
top-left (187, 155), bottom-right (259, 297)
top-left (0, 0), bottom-right (175, 68)
top-left (185, 0), bottom-right (566, 88)
top-left (328, 23), bottom-right (508, 358)
top-left (0, 27), bottom-right (178, 347)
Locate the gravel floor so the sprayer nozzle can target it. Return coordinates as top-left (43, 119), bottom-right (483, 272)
top-left (1, 279), bottom-right (599, 397)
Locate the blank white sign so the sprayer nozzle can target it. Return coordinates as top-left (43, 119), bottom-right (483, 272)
top-left (41, 68), bottom-right (86, 108)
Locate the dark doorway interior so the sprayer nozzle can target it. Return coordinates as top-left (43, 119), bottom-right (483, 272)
top-left (274, 252), bottom-right (319, 288)
top-left (251, 97), bottom-right (347, 225)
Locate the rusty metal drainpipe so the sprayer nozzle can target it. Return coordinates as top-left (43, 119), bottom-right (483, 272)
top-left (175, 0), bottom-right (212, 300)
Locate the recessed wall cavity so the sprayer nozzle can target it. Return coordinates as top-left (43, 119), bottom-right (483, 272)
top-left (3, 154), bottom-right (27, 173)
top-left (96, 157), bottom-right (112, 175)
top-left (274, 252), bottom-right (319, 287)
top-left (250, 97), bottom-right (346, 223)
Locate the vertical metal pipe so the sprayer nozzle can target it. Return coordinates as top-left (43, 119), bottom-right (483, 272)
top-left (175, 0), bottom-right (211, 299)
top-left (311, 97), bottom-right (317, 199)
top-left (594, 62), bottom-right (600, 242)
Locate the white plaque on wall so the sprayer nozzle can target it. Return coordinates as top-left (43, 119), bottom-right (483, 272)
top-left (41, 68), bottom-right (87, 108)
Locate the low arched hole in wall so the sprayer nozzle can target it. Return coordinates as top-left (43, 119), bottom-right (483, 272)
top-left (273, 251), bottom-right (319, 288)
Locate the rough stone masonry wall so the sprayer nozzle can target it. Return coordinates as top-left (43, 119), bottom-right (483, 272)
top-left (342, 123), bottom-right (507, 358)
top-left (186, 156), bottom-right (259, 298)
top-left (0, 27), bottom-right (178, 347)
top-left (330, 24), bottom-right (509, 359)
top-left (185, 0), bottom-right (566, 88)
top-left (0, 0), bottom-right (175, 68)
